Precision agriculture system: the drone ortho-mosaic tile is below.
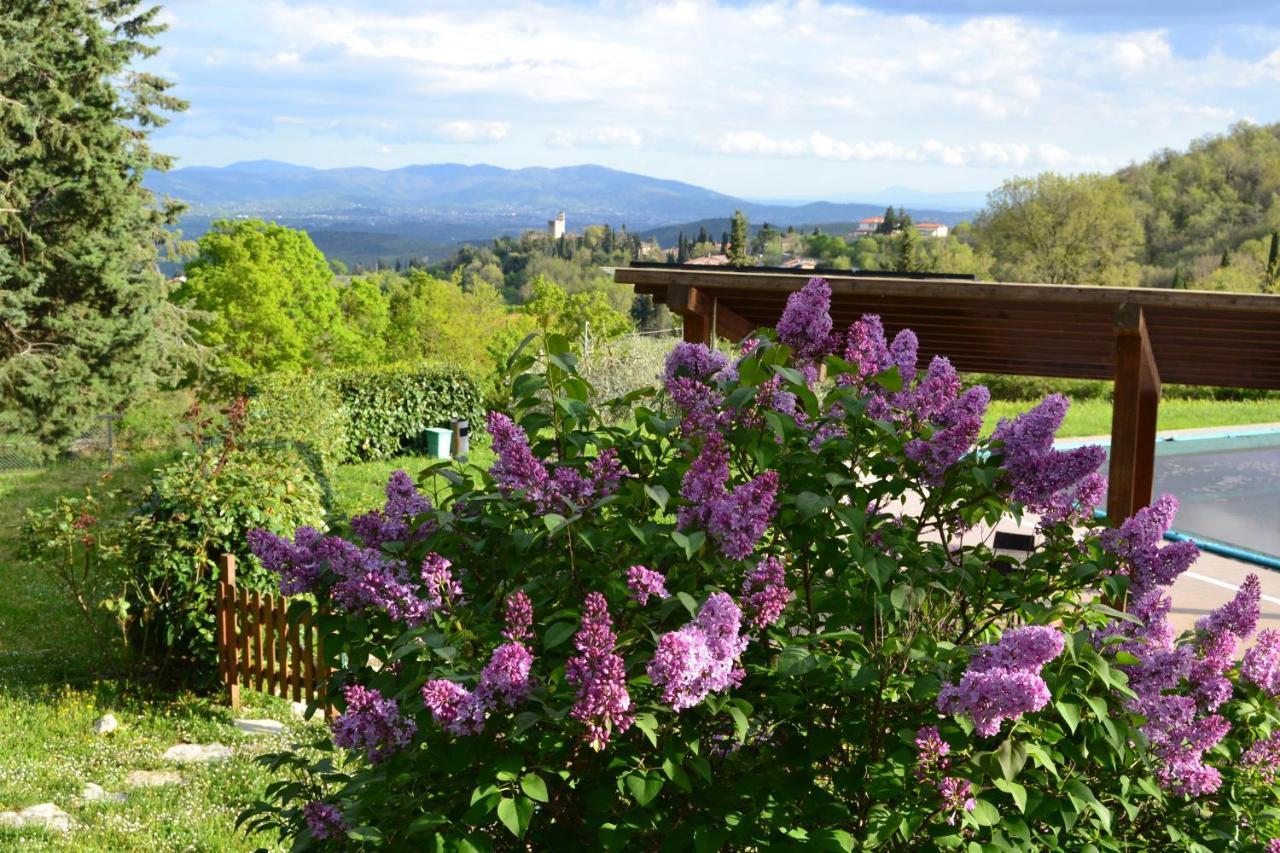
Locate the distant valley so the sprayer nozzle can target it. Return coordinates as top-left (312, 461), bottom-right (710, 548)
top-left (148, 160), bottom-right (978, 266)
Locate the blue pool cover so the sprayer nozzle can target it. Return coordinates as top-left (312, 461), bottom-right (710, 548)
top-left (1061, 428), bottom-right (1280, 561)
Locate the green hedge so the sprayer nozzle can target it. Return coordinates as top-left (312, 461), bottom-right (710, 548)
top-left (964, 372), bottom-right (1280, 403)
top-left (326, 364), bottom-right (484, 461)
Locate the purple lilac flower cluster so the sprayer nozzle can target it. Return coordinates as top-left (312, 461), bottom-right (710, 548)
top-left (487, 412), bottom-right (629, 514)
top-left (247, 526), bottom-right (327, 596)
top-left (937, 777), bottom-right (976, 825)
top-left (741, 556), bottom-right (789, 629)
top-left (1243, 732), bottom-right (1280, 783)
top-left (665, 341), bottom-right (731, 384)
top-left (1105, 572), bottom-right (1263, 795)
top-left (663, 341), bottom-right (735, 437)
top-left (422, 591), bottom-right (535, 735)
top-left (503, 589), bottom-right (533, 642)
top-left (937, 626), bottom-right (1065, 737)
top-left (625, 565), bottom-right (669, 606)
top-left (913, 725), bottom-right (950, 779)
top-left (842, 314), bottom-right (891, 387)
top-left (991, 394), bottom-right (1108, 527)
top-left (776, 277), bottom-right (838, 361)
top-left (1242, 629), bottom-right (1280, 694)
top-left (913, 726), bottom-right (975, 822)
top-left (677, 433), bottom-right (779, 559)
top-left (904, 385), bottom-right (991, 483)
top-left (302, 801), bottom-right (349, 840)
top-left (564, 592), bottom-right (634, 749)
top-left (1100, 493), bottom-right (1200, 597)
top-left (250, 523), bottom-right (459, 627)
top-left (350, 470), bottom-right (435, 550)
top-left (648, 593), bottom-right (750, 711)
top-left (331, 684), bottom-right (418, 763)
top-left (420, 553), bottom-right (463, 611)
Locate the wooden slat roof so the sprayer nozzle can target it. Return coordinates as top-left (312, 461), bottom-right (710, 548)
top-left (615, 266), bottom-right (1280, 389)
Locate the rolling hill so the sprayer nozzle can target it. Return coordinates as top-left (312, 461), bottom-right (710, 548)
top-left (148, 161), bottom-right (975, 265)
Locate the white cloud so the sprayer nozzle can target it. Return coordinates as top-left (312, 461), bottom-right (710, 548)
top-left (156, 0), bottom-right (1280, 192)
top-left (436, 120), bottom-right (511, 143)
top-left (549, 126), bottom-right (643, 148)
top-left (721, 132), bottom-right (1100, 169)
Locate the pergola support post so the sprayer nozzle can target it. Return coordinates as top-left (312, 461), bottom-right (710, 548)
top-left (1107, 305), bottom-right (1161, 525)
top-left (668, 284), bottom-right (755, 344)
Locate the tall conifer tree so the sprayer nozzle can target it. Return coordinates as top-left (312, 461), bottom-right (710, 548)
top-left (0, 1), bottom-right (190, 451)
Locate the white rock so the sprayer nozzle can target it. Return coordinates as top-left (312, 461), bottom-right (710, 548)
top-left (234, 718), bottom-right (285, 735)
top-left (124, 770), bottom-right (182, 788)
top-left (163, 743), bottom-right (233, 763)
top-left (80, 783), bottom-right (126, 803)
top-left (93, 714), bottom-right (118, 735)
top-left (0, 803), bottom-right (72, 831)
top-left (290, 701), bottom-right (309, 719)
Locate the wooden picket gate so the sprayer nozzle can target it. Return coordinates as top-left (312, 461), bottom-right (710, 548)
top-left (216, 554), bottom-right (331, 713)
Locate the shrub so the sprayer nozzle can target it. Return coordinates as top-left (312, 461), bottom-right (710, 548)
top-left (578, 333), bottom-right (677, 407)
top-left (243, 278), bottom-right (1280, 850)
top-left (118, 441), bottom-right (326, 682)
top-left (326, 363), bottom-right (484, 461)
top-left (245, 372), bottom-right (352, 477)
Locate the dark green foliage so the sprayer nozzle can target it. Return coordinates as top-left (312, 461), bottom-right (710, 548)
top-left (729, 209), bottom-right (749, 266)
top-left (1267, 231), bottom-right (1279, 291)
top-left (894, 224), bottom-right (925, 272)
top-left (878, 206), bottom-right (897, 234)
top-left (0, 0), bottom-right (194, 453)
top-left (120, 444), bottom-right (326, 682)
top-left (326, 364), bottom-right (484, 461)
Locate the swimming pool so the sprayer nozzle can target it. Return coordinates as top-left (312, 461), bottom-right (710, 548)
top-left (1058, 426), bottom-right (1280, 566)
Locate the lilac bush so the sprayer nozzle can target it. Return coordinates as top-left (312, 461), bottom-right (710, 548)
top-left (243, 279), bottom-right (1280, 851)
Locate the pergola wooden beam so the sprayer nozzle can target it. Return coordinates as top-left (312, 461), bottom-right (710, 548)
top-left (1107, 305), bottom-right (1162, 524)
top-left (667, 284), bottom-right (756, 343)
top-left (617, 265), bottom-right (1280, 524)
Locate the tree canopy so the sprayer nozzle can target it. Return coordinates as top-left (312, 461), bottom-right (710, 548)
top-left (177, 220), bottom-right (358, 385)
top-left (0, 0), bottom-right (191, 450)
top-left (974, 173), bottom-right (1143, 286)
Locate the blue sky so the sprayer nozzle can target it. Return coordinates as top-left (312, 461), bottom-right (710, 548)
top-left (145, 0), bottom-right (1280, 199)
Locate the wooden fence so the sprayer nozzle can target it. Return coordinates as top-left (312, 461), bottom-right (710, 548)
top-left (216, 554), bottom-right (330, 713)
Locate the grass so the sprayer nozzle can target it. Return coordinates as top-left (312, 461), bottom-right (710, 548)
top-left (0, 443), bottom-right (485, 850)
top-left (0, 453), bottom-right (321, 851)
top-left (331, 443), bottom-right (495, 516)
top-left (983, 397), bottom-right (1280, 439)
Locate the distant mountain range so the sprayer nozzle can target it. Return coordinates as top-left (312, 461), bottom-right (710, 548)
top-left (147, 160), bottom-right (978, 265)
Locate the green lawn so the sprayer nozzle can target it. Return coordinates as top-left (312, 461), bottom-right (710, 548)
top-left (0, 455), bottom-right (317, 851)
top-left (330, 444), bottom-right (495, 517)
top-left (984, 397), bottom-right (1280, 439)
top-left (0, 444), bottom-right (488, 851)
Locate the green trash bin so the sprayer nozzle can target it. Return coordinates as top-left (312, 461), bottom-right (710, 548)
top-left (423, 427), bottom-right (452, 459)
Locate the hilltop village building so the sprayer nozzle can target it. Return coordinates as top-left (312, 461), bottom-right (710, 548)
top-left (852, 216), bottom-right (949, 238)
top-left (548, 211), bottom-right (566, 240)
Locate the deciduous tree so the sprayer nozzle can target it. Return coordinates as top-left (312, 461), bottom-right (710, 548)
top-left (975, 173), bottom-right (1142, 285)
top-left (177, 220), bottom-right (348, 384)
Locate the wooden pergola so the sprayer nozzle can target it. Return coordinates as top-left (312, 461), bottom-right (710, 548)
top-left (614, 264), bottom-right (1280, 524)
